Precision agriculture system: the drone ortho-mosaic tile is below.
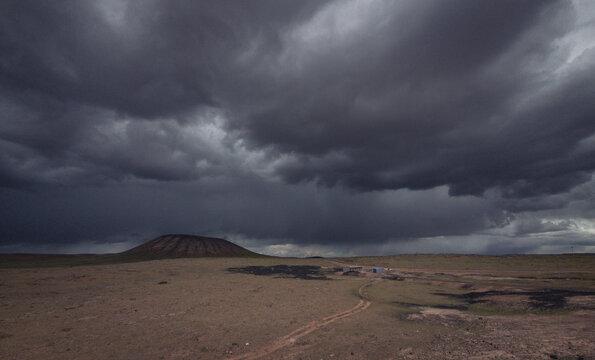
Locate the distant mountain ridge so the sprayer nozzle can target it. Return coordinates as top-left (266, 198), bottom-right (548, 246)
top-left (123, 234), bottom-right (259, 258)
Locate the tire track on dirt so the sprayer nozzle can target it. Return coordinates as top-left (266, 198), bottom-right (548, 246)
top-left (228, 281), bottom-right (377, 360)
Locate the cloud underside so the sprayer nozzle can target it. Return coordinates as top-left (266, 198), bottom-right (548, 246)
top-left (0, 0), bottom-right (594, 252)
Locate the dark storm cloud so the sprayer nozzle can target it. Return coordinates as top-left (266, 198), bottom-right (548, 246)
top-left (1, 0), bottom-right (593, 196)
top-left (0, 0), bottom-right (326, 117)
top-left (0, 0), bottom-right (594, 253)
top-left (0, 0), bottom-right (328, 185)
top-left (231, 0), bottom-right (595, 197)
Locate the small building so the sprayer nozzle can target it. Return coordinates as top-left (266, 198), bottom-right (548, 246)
top-left (372, 268), bottom-right (382, 274)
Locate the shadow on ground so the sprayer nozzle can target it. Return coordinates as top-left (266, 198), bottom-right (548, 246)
top-left (227, 265), bottom-right (335, 280)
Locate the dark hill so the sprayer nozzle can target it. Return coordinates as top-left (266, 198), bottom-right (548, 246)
top-left (0, 234), bottom-right (263, 268)
top-left (122, 234), bottom-right (260, 258)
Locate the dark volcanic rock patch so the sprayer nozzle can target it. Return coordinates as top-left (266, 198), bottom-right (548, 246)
top-left (123, 234), bottom-right (260, 258)
top-left (227, 265), bottom-right (332, 280)
top-left (438, 289), bottom-right (595, 310)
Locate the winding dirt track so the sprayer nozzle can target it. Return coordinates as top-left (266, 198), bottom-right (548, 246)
top-left (228, 281), bottom-right (376, 360)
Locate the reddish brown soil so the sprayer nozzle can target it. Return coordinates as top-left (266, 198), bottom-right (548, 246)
top-left (1, 256), bottom-right (593, 359)
top-left (230, 280), bottom-right (377, 360)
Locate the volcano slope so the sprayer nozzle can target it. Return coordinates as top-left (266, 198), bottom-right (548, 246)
top-left (123, 234), bottom-right (261, 258)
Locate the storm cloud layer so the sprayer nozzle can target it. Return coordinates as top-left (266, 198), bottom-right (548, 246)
top-left (1, 0), bottom-right (594, 255)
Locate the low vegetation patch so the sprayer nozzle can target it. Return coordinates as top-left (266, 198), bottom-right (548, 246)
top-left (336, 254), bottom-right (595, 272)
top-left (368, 280), bottom-right (468, 314)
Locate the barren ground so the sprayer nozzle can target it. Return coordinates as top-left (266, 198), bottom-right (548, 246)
top-left (1, 255), bottom-right (594, 359)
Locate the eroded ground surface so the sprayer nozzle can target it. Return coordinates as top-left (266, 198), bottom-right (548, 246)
top-left (1, 255), bottom-right (594, 359)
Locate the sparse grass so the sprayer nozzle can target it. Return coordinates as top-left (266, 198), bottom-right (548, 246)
top-left (363, 258), bottom-right (595, 318)
top-left (336, 254), bottom-right (595, 272)
top-left (0, 257), bottom-right (362, 359)
top-left (368, 281), bottom-right (467, 312)
top-left (0, 252), bottom-right (271, 269)
top-left (468, 278), bottom-right (595, 290)
top-left (1, 255), bottom-right (593, 359)
top-left (466, 303), bottom-right (573, 316)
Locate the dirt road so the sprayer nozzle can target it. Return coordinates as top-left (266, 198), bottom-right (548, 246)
top-left (228, 280), bottom-right (376, 360)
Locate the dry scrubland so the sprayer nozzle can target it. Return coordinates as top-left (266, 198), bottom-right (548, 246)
top-left (0, 254), bottom-right (594, 359)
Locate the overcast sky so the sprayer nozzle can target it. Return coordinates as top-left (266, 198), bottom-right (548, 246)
top-left (1, 0), bottom-right (594, 256)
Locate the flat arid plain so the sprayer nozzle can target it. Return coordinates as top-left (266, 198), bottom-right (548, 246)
top-left (1, 254), bottom-right (594, 360)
